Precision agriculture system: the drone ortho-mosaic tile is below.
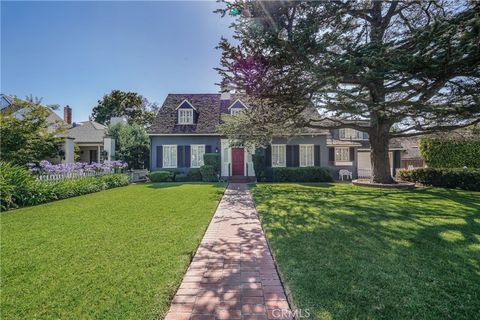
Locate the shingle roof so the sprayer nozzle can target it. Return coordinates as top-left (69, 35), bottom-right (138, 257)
top-left (68, 121), bottom-right (107, 143)
top-left (148, 94), bottom-right (222, 134)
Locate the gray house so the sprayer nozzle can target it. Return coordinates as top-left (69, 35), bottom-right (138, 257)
top-left (148, 93), bottom-right (403, 180)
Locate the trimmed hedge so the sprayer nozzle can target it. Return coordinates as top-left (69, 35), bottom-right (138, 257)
top-left (0, 162), bottom-right (130, 211)
top-left (200, 165), bottom-right (217, 182)
top-left (272, 167), bottom-right (333, 183)
top-left (397, 168), bottom-right (480, 191)
top-left (252, 154), bottom-right (266, 181)
top-left (419, 138), bottom-right (480, 168)
top-left (186, 168), bottom-right (202, 181)
top-left (204, 153), bottom-right (221, 174)
top-left (148, 171), bottom-right (175, 182)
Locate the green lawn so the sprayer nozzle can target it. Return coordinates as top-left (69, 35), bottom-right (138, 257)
top-left (251, 183), bottom-right (480, 320)
top-left (1, 183), bottom-right (225, 320)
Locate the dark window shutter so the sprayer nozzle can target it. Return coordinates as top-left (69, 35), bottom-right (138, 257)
top-left (328, 147), bottom-right (335, 163)
top-left (177, 146), bottom-right (184, 167)
top-left (350, 147), bottom-right (355, 161)
top-left (205, 145), bottom-right (212, 153)
top-left (293, 145), bottom-right (300, 167)
top-left (265, 146), bottom-right (272, 167)
top-left (193, 111), bottom-right (198, 124)
top-left (175, 110), bottom-right (179, 125)
top-left (156, 146), bottom-right (163, 168)
top-left (314, 145), bottom-right (321, 166)
top-left (185, 145), bottom-right (191, 167)
top-left (286, 145), bottom-right (293, 167)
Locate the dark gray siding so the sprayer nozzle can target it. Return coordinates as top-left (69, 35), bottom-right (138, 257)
top-left (150, 136), bottom-right (221, 172)
top-left (262, 136), bottom-right (359, 180)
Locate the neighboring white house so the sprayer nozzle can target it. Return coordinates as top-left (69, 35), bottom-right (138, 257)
top-left (1, 94), bottom-right (115, 164)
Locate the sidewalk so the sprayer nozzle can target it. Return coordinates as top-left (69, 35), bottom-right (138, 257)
top-left (164, 183), bottom-right (292, 320)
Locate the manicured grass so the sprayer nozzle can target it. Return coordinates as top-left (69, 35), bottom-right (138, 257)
top-left (251, 183), bottom-right (480, 320)
top-left (1, 183), bottom-right (225, 319)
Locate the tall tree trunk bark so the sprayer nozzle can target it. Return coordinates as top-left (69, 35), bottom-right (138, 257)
top-left (369, 123), bottom-right (394, 184)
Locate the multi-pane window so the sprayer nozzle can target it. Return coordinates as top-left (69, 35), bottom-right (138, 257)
top-left (230, 108), bottom-right (243, 116)
top-left (191, 144), bottom-right (205, 168)
top-left (271, 144), bottom-right (286, 167)
top-left (300, 144), bottom-right (314, 167)
top-left (163, 145), bottom-right (177, 168)
top-left (339, 128), bottom-right (363, 140)
top-left (335, 147), bottom-right (350, 162)
top-left (178, 109), bottom-right (193, 124)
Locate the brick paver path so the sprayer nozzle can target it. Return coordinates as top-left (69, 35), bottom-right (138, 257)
top-left (164, 183), bottom-right (293, 320)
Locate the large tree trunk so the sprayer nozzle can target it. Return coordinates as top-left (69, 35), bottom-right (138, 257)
top-left (369, 123), bottom-right (394, 184)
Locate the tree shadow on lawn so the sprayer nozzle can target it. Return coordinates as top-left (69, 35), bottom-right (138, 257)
top-left (252, 184), bottom-right (480, 319)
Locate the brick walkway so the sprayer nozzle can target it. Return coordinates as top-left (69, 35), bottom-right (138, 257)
top-left (164, 183), bottom-right (292, 320)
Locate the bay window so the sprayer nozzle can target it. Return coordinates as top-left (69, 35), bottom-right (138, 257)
top-left (335, 147), bottom-right (350, 162)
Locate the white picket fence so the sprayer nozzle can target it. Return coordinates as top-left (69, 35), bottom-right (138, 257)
top-left (35, 170), bottom-right (113, 182)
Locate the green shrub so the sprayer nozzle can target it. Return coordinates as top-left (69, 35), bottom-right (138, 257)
top-left (252, 154), bottom-right (266, 181)
top-left (419, 137), bottom-right (480, 168)
top-left (397, 168), bottom-right (480, 191)
top-left (203, 153), bottom-right (220, 174)
top-left (174, 174), bottom-right (189, 182)
top-left (0, 162), bottom-right (37, 210)
top-left (200, 165), bottom-right (217, 182)
top-left (148, 171), bottom-right (175, 182)
top-left (272, 167), bottom-right (333, 183)
top-left (186, 168), bottom-right (202, 181)
top-left (0, 169), bottom-right (130, 211)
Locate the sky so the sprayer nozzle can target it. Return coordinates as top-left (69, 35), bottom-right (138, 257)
top-left (1, 1), bottom-right (235, 122)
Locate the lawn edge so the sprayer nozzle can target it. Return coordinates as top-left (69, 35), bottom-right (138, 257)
top-left (248, 183), bottom-right (300, 317)
top-left (158, 182), bottom-right (228, 320)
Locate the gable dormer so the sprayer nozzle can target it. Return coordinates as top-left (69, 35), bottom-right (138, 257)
top-left (175, 99), bottom-right (197, 125)
top-left (228, 99), bottom-right (247, 116)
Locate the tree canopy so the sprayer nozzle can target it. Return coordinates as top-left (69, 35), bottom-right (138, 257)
top-left (0, 97), bottom-right (64, 166)
top-left (92, 90), bottom-right (158, 126)
top-left (217, 0), bottom-right (480, 183)
top-left (107, 122), bottom-right (149, 169)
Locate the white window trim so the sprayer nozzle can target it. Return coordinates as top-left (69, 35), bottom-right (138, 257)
top-left (334, 147), bottom-right (352, 165)
top-left (271, 144), bottom-right (286, 167)
top-left (190, 144), bottom-right (205, 168)
top-left (299, 144), bottom-right (314, 167)
top-left (175, 99), bottom-right (197, 111)
top-left (163, 145), bottom-right (177, 168)
top-left (178, 109), bottom-right (194, 125)
top-left (227, 99), bottom-right (248, 110)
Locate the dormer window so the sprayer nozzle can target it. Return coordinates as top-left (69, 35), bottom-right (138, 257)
top-left (228, 99), bottom-right (248, 116)
top-left (175, 99), bottom-right (196, 125)
top-left (178, 109), bottom-right (193, 124)
top-left (230, 108), bottom-right (243, 116)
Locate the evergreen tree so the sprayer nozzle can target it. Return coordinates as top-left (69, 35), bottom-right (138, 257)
top-left (217, 1), bottom-right (480, 183)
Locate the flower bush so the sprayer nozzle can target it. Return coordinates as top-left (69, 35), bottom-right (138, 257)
top-left (28, 160), bottom-right (128, 175)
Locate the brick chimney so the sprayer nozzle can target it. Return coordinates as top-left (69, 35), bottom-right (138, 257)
top-left (64, 105), bottom-right (72, 125)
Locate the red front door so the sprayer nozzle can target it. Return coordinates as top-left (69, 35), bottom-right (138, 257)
top-left (231, 148), bottom-right (244, 176)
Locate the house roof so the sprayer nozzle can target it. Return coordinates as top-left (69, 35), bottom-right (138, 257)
top-left (68, 121), bottom-right (107, 143)
top-left (148, 94), bottom-right (223, 134)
